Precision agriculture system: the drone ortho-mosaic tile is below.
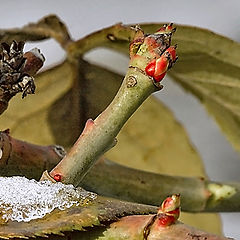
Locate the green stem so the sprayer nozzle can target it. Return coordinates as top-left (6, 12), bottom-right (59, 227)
top-left (50, 67), bottom-right (157, 186)
top-left (82, 158), bottom-right (240, 212)
top-left (45, 25), bottom-right (176, 186)
top-left (66, 24), bottom-right (131, 57)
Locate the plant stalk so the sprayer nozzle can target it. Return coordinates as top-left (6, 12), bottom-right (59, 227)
top-left (48, 25), bottom-right (176, 186)
top-left (49, 67), bottom-right (157, 185)
top-left (82, 158), bottom-right (240, 212)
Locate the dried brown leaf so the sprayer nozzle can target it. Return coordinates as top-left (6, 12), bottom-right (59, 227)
top-left (0, 15), bottom-right (71, 47)
top-left (0, 193), bottom-right (156, 239)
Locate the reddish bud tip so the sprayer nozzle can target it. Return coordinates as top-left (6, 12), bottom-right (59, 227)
top-left (156, 195), bottom-right (181, 227)
top-left (157, 214), bottom-right (176, 227)
top-left (53, 174), bottom-right (62, 182)
top-left (166, 23), bottom-right (174, 31)
top-left (145, 60), bottom-right (156, 77)
top-left (145, 56), bottom-right (169, 83)
top-left (154, 57), bottom-right (169, 76)
top-left (154, 72), bottom-right (166, 82)
top-left (164, 46), bottom-right (177, 62)
top-left (159, 194), bottom-right (181, 214)
top-left (156, 23), bottom-right (175, 34)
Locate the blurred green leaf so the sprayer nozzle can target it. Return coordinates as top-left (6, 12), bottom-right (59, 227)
top-left (168, 26), bottom-right (240, 152)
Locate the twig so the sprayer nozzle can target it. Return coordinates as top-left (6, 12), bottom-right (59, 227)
top-left (1, 132), bottom-right (240, 212)
top-left (44, 24), bottom-right (177, 186)
top-left (82, 158), bottom-right (240, 212)
top-left (0, 130), bottom-right (65, 179)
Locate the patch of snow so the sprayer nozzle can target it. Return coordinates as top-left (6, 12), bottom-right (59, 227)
top-left (0, 176), bottom-right (97, 222)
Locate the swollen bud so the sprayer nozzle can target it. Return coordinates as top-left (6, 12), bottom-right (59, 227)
top-left (145, 45), bottom-right (177, 83)
top-left (159, 194), bottom-right (181, 213)
top-left (157, 194), bottom-right (180, 227)
top-left (23, 48), bottom-right (45, 76)
top-left (157, 23), bottom-right (176, 35)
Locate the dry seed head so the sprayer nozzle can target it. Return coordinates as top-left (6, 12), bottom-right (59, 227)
top-left (0, 41), bottom-right (44, 98)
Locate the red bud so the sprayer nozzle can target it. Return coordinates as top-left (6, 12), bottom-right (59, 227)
top-left (53, 174), bottom-right (62, 182)
top-left (145, 60), bottom-right (156, 77)
top-left (157, 214), bottom-right (176, 227)
top-left (160, 194), bottom-right (180, 213)
top-left (165, 46), bottom-right (177, 62)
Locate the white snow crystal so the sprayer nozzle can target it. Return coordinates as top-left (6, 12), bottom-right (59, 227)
top-left (0, 176), bottom-right (97, 222)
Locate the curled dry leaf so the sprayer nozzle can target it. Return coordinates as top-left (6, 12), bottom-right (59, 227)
top-left (0, 41), bottom-right (45, 114)
top-left (0, 15), bottom-right (71, 47)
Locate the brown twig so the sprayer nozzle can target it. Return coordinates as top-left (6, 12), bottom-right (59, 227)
top-left (0, 129), bottom-right (65, 179)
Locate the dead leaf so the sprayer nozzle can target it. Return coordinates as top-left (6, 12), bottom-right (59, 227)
top-left (0, 182), bottom-right (156, 239)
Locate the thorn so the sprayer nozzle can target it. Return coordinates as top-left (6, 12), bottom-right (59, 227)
top-left (82, 119), bottom-right (95, 135)
top-left (86, 118), bottom-right (95, 127)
